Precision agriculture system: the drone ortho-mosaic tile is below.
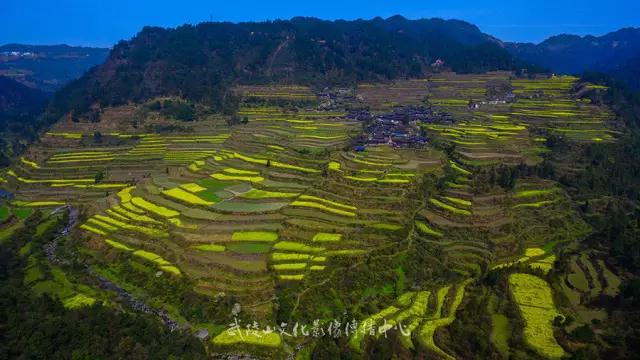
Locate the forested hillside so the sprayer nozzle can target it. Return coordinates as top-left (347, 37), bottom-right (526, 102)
top-left (0, 76), bottom-right (48, 166)
top-left (47, 16), bottom-right (521, 121)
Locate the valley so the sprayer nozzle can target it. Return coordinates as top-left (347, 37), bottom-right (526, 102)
top-left (0, 71), bottom-right (627, 359)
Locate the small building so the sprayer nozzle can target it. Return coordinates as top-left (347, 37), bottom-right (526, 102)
top-left (195, 329), bottom-right (210, 340)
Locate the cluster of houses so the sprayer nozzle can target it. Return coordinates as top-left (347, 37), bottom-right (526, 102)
top-left (0, 51), bottom-right (37, 61)
top-left (351, 106), bottom-right (453, 148)
top-left (468, 96), bottom-right (516, 109)
top-left (468, 81), bottom-right (517, 109)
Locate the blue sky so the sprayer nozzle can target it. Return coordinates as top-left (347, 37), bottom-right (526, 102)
top-left (3, 0), bottom-right (638, 47)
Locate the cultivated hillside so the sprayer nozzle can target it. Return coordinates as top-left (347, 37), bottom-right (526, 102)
top-left (4, 70), bottom-right (639, 358)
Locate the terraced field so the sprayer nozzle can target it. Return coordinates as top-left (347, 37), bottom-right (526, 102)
top-left (1, 74), bottom-right (620, 358)
top-left (357, 80), bottom-right (430, 110)
top-left (510, 77), bottom-right (618, 143)
top-left (349, 279), bottom-right (471, 358)
top-left (509, 273), bottom-right (565, 359)
top-left (560, 250), bottom-right (622, 323)
top-left (234, 85), bottom-right (317, 103)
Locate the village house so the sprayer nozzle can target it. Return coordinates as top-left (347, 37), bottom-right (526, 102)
top-left (353, 105), bottom-right (452, 148)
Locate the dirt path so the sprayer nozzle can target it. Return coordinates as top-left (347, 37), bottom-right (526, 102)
top-left (266, 39), bottom-right (291, 77)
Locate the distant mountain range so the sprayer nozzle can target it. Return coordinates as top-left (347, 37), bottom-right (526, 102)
top-left (505, 28), bottom-right (640, 88)
top-left (0, 44), bottom-right (109, 92)
top-left (2, 21), bottom-right (639, 99)
top-left (0, 44), bottom-right (108, 159)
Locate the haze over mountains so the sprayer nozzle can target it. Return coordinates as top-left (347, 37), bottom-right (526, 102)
top-left (506, 27), bottom-right (640, 89)
top-left (0, 44), bottom-right (109, 92)
top-left (0, 44), bottom-right (108, 163)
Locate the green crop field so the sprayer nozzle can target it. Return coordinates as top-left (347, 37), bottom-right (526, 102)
top-left (231, 231), bottom-right (279, 242)
top-left (0, 206), bottom-right (10, 221)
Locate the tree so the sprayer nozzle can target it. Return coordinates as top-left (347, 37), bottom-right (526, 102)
top-left (497, 166), bottom-right (517, 190)
top-left (570, 325), bottom-right (595, 343)
top-left (421, 173), bottom-right (437, 198)
top-left (94, 170), bottom-right (105, 184)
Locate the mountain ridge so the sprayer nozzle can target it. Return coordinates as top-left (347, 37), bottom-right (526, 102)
top-left (505, 27), bottom-right (640, 87)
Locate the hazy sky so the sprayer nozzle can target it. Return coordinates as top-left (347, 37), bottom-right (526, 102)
top-left (3, 0), bottom-right (638, 47)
